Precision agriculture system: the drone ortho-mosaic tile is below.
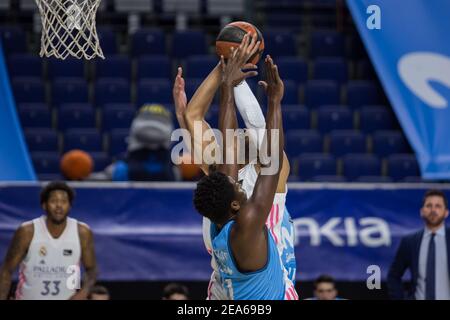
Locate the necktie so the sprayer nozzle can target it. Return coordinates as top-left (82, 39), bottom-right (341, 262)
top-left (425, 233), bottom-right (436, 300)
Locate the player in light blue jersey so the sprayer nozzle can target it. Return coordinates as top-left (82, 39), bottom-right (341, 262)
top-left (193, 35), bottom-right (296, 300)
top-left (173, 34), bottom-right (297, 299)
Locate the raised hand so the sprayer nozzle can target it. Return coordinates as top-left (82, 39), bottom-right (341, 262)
top-left (172, 67), bottom-right (187, 117)
top-left (258, 55), bottom-right (284, 103)
top-left (220, 33), bottom-right (260, 87)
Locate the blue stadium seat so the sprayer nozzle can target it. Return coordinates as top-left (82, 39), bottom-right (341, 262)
top-left (172, 30), bottom-right (207, 59)
top-left (263, 30), bottom-right (297, 57)
top-left (297, 153), bottom-right (336, 181)
top-left (387, 154), bottom-right (420, 181)
top-left (283, 105), bottom-right (310, 131)
top-left (359, 105), bottom-right (395, 133)
top-left (7, 54), bottom-right (42, 77)
top-left (57, 104), bottom-right (96, 130)
top-left (311, 175), bottom-right (347, 182)
top-left (342, 153), bottom-right (381, 181)
top-left (47, 58), bottom-right (85, 80)
top-left (329, 130), bottom-right (366, 156)
top-left (63, 129), bottom-right (102, 152)
top-left (137, 79), bottom-right (172, 105)
top-left (95, 55), bottom-right (131, 80)
top-left (266, 14), bottom-right (302, 30)
top-left (25, 128), bottom-right (59, 152)
top-left (317, 106), bottom-right (353, 133)
top-left (52, 78), bottom-right (89, 106)
top-left (304, 80), bottom-right (340, 109)
top-left (286, 130), bottom-right (323, 157)
top-left (136, 55), bottom-right (172, 80)
top-left (184, 78), bottom-right (203, 100)
top-left (356, 59), bottom-right (377, 79)
top-left (108, 129), bottom-right (129, 156)
top-left (313, 57), bottom-right (348, 84)
top-left (355, 176), bottom-right (393, 183)
top-left (12, 77), bottom-right (46, 104)
top-left (372, 131), bottom-right (409, 157)
top-left (276, 57), bottom-right (308, 85)
top-left (95, 78), bottom-right (131, 106)
top-left (103, 103), bottom-right (136, 111)
top-left (96, 27), bottom-right (118, 55)
top-left (310, 30), bottom-right (345, 58)
top-left (18, 104), bottom-right (52, 128)
top-left (102, 106), bottom-right (135, 131)
top-left (131, 29), bottom-right (166, 56)
top-left (90, 152), bottom-right (111, 171)
top-left (346, 81), bottom-right (379, 109)
top-left (0, 26), bottom-right (27, 54)
top-left (31, 152), bottom-right (60, 174)
top-left (185, 55), bottom-right (218, 79)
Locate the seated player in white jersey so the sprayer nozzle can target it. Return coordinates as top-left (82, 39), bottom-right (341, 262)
top-left (0, 181), bottom-right (97, 300)
top-left (173, 33), bottom-right (297, 299)
top-left (193, 44), bottom-right (290, 299)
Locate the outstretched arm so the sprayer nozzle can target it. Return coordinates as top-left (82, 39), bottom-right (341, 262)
top-left (233, 68), bottom-right (290, 193)
top-left (217, 33), bottom-right (259, 180)
top-left (182, 64), bottom-right (222, 175)
top-left (0, 224), bottom-right (33, 300)
top-left (232, 55), bottom-right (285, 271)
top-left (173, 66), bottom-right (220, 175)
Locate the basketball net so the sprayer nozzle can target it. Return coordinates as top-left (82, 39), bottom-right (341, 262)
top-left (35, 0), bottom-right (104, 59)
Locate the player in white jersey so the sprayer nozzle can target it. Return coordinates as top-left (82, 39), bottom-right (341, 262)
top-left (173, 33), bottom-right (297, 300)
top-left (0, 181), bottom-right (97, 300)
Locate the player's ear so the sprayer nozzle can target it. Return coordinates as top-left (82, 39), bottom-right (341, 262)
top-left (231, 200), bottom-right (240, 212)
top-left (41, 203), bottom-right (47, 211)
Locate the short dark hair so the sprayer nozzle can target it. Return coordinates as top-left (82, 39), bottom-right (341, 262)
top-left (163, 283), bottom-right (189, 299)
top-left (193, 171), bottom-right (235, 224)
top-left (40, 181), bottom-right (75, 205)
top-left (88, 285), bottom-right (110, 298)
top-left (314, 275), bottom-right (336, 290)
top-left (422, 189), bottom-right (448, 209)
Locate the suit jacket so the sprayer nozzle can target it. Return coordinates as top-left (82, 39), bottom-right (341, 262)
top-left (387, 226), bottom-right (450, 299)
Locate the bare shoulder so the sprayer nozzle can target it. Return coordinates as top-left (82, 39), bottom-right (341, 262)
top-left (16, 221), bottom-right (34, 244)
top-left (77, 222), bottom-right (93, 242)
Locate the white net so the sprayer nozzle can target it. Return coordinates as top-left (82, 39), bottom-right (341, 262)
top-left (35, 0), bottom-right (104, 60)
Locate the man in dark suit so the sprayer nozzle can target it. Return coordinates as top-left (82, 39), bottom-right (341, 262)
top-left (388, 189), bottom-right (450, 300)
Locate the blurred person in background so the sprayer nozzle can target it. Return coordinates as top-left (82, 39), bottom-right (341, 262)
top-left (89, 104), bottom-right (180, 181)
top-left (0, 181), bottom-right (97, 300)
top-left (305, 275), bottom-right (344, 300)
top-left (388, 189), bottom-right (450, 300)
top-left (162, 283), bottom-right (189, 300)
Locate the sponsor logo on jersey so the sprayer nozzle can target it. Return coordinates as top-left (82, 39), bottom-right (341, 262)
top-left (39, 246), bottom-right (47, 257)
top-left (63, 249), bottom-right (72, 256)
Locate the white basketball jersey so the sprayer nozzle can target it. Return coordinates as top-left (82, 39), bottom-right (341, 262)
top-left (15, 216), bottom-right (82, 300)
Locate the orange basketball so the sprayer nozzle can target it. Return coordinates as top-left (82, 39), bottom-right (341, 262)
top-left (179, 153), bottom-right (201, 181)
top-left (216, 21), bottom-right (265, 65)
top-left (60, 149), bottom-right (93, 180)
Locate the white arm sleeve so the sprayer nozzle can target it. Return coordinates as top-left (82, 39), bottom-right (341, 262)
top-left (234, 80), bottom-right (266, 149)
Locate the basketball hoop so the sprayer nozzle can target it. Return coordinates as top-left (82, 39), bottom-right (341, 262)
top-left (35, 0), bottom-right (104, 60)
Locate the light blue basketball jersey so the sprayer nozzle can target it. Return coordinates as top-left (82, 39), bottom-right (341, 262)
top-left (281, 207), bottom-right (297, 284)
top-left (211, 220), bottom-right (286, 300)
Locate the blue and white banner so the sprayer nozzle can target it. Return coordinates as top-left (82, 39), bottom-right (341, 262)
top-left (0, 40), bottom-right (36, 180)
top-left (347, 0), bottom-right (450, 179)
top-left (0, 183), bottom-right (448, 281)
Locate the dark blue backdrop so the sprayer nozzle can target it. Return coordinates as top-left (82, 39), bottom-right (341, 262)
top-left (0, 182), bottom-right (448, 281)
